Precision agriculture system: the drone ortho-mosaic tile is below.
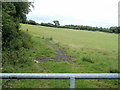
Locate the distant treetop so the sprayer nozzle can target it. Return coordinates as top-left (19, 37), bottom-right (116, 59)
top-left (53, 20), bottom-right (60, 26)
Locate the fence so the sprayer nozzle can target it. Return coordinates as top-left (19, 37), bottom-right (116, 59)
top-left (0, 73), bottom-right (119, 89)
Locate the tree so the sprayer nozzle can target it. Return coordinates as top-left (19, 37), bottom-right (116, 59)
top-left (116, 26), bottom-right (120, 33)
top-left (2, 2), bottom-right (33, 49)
top-left (27, 20), bottom-right (37, 25)
top-left (110, 26), bottom-right (117, 33)
top-left (53, 20), bottom-right (60, 26)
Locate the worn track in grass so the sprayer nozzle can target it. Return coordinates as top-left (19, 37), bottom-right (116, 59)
top-left (35, 41), bottom-right (73, 62)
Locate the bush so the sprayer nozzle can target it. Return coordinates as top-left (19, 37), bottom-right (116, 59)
top-left (27, 20), bottom-right (37, 25)
top-left (2, 48), bottom-right (33, 73)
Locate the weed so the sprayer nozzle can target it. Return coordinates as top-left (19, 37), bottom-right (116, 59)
top-left (82, 57), bottom-right (94, 63)
top-left (49, 37), bottom-right (53, 40)
top-left (45, 59), bottom-right (54, 62)
top-left (41, 36), bottom-right (44, 39)
top-left (109, 68), bottom-right (119, 73)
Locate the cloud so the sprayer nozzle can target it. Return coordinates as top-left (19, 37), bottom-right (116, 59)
top-left (27, 0), bottom-right (119, 28)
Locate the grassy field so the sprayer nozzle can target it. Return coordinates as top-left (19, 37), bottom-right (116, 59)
top-left (21, 24), bottom-right (118, 51)
top-left (21, 24), bottom-right (118, 72)
top-left (3, 24), bottom-right (118, 88)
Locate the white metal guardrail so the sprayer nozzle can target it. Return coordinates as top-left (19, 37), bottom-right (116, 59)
top-left (0, 73), bottom-right (120, 89)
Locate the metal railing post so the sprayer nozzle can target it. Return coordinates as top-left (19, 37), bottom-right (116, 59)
top-left (0, 73), bottom-right (119, 89)
top-left (70, 76), bottom-right (75, 90)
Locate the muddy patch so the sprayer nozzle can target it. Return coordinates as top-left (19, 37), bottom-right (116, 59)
top-left (44, 41), bottom-right (74, 62)
top-left (34, 57), bottom-right (52, 63)
top-left (54, 49), bottom-right (73, 62)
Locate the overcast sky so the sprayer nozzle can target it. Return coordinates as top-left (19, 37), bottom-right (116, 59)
top-left (27, 0), bottom-right (119, 28)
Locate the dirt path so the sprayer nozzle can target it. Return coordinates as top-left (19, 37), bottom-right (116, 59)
top-left (44, 41), bottom-right (72, 62)
top-left (34, 41), bottom-right (73, 62)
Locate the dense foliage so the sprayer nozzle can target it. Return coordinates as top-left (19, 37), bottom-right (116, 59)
top-left (22, 19), bottom-right (39, 25)
top-left (41, 22), bottom-right (54, 27)
top-left (2, 2), bottom-right (33, 72)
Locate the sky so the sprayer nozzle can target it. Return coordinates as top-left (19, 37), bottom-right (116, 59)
top-left (27, 0), bottom-right (119, 28)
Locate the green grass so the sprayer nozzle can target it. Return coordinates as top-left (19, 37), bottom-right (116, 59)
top-left (21, 24), bottom-right (118, 73)
top-left (21, 24), bottom-right (118, 51)
top-left (3, 24), bottom-right (118, 88)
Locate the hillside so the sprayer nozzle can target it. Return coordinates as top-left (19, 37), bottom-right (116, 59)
top-left (3, 24), bottom-right (118, 88)
top-left (21, 24), bottom-right (118, 51)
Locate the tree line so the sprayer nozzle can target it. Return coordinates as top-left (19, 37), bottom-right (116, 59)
top-left (24, 20), bottom-right (120, 33)
top-left (60, 25), bottom-right (120, 33)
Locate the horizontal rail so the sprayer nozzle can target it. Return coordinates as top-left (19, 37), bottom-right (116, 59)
top-left (0, 73), bottom-right (119, 79)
